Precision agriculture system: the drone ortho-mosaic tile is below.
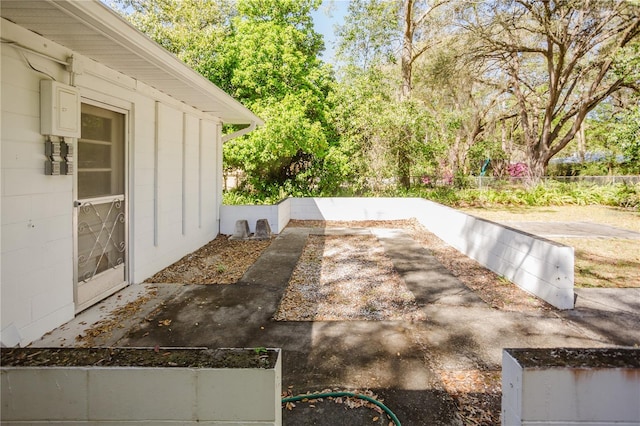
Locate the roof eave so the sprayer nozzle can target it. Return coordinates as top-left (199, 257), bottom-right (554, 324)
top-left (48, 0), bottom-right (263, 126)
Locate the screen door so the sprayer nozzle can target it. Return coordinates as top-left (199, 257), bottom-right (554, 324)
top-left (74, 103), bottom-right (127, 312)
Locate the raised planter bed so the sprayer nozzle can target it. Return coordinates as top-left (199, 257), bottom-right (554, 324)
top-left (1, 347), bottom-right (281, 425)
top-left (502, 347), bottom-right (640, 425)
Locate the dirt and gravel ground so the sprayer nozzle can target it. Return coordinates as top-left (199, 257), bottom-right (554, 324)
top-left (277, 220), bottom-right (539, 425)
top-left (111, 206), bottom-right (640, 324)
top-left (274, 233), bottom-right (426, 321)
top-left (144, 236), bottom-right (272, 284)
top-left (282, 219), bottom-right (550, 313)
top-left (133, 209), bottom-right (638, 425)
top-left (142, 219), bottom-right (550, 316)
top-left (138, 218), bottom-right (550, 425)
top-left (22, 206), bottom-right (637, 425)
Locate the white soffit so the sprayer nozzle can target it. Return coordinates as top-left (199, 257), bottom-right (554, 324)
top-left (0, 0), bottom-right (262, 125)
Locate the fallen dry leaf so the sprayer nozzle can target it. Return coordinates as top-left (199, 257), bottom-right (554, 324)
top-left (437, 369), bottom-right (502, 425)
top-left (278, 220), bottom-right (551, 321)
top-left (75, 287), bottom-right (159, 347)
top-left (145, 235), bottom-right (272, 285)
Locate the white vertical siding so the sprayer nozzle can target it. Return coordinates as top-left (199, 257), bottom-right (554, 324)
top-left (131, 109), bottom-right (220, 283)
top-left (200, 120), bottom-right (218, 235)
top-left (156, 103), bottom-right (184, 249)
top-left (215, 123), bottom-right (224, 227)
top-left (183, 114), bottom-right (200, 236)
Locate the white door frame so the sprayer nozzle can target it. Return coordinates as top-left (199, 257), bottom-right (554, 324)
top-left (73, 97), bottom-right (131, 313)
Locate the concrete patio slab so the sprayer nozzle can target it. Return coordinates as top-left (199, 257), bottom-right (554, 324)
top-left (29, 225), bottom-right (640, 425)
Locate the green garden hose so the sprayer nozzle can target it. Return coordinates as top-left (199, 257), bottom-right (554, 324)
top-left (282, 391), bottom-right (401, 426)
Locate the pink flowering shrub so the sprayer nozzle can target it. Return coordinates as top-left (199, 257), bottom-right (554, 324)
top-left (507, 162), bottom-right (528, 178)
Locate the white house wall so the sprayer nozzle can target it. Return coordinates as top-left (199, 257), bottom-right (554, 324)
top-left (1, 44), bottom-right (75, 347)
top-left (1, 19), bottom-right (222, 346)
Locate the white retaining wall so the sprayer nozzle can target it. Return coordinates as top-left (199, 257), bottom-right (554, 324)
top-left (413, 200), bottom-right (574, 310)
top-left (220, 197), bottom-right (575, 309)
top-left (502, 348), bottom-right (640, 425)
top-left (220, 198), bottom-right (291, 235)
top-left (290, 197), bottom-right (418, 221)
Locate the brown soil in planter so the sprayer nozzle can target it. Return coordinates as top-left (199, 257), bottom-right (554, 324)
top-left (1, 347), bottom-right (278, 369)
top-left (506, 347), bottom-right (640, 368)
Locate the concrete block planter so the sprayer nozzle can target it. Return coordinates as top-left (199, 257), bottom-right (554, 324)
top-left (502, 348), bottom-right (640, 425)
top-left (1, 347), bottom-right (281, 425)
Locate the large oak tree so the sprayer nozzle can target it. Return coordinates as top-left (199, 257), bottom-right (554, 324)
top-left (464, 0), bottom-right (640, 179)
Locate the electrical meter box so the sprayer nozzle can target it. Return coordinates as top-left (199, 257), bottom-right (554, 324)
top-left (40, 80), bottom-right (80, 138)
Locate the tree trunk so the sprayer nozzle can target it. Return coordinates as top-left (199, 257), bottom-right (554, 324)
top-left (395, 0), bottom-right (414, 190)
top-left (496, 119), bottom-right (512, 178)
top-left (448, 134), bottom-right (462, 175)
top-left (398, 149), bottom-right (411, 189)
top-left (472, 1), bottom-right (640, 185)
top-left (401, 0), bottom-right (413, 102)
top-left (527, 142), bottom-right (550, 182)
top-left (577, 123), bottom-right (586, 163)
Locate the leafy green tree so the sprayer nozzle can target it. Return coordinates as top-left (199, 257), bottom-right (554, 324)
top-left (112, 0), bottom-right (236, 89)
top-left (225, 94), bottom-right (328, 184)
top-left (585, 98), bottom-right (640, 174)
top-left (225, 0), bottom-right (325, 102)
top-left (113, 0), bottom-right (339, 196)
top-left (335, 0), bottom-right (400, 70)
top-left (330, 66), bottom-right (440, 191)
top-left (413, 32), bottom-right (507, 177)
top-left (221, 0), bottom-right (339, 195)
top-left (335, 0), bottom-right (451, 189)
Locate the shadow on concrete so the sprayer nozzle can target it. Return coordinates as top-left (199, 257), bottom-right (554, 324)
top-left (41, 224), bottom-right (638, 425)
top-left (118, 227), bottom-right (467, 425)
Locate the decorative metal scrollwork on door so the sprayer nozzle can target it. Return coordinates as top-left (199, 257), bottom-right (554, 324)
top-left (77, 198), bottom-right (126, 282)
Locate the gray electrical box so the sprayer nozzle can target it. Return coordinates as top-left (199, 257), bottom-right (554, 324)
top-left (45, 160), bottom-right (63, 176)
top-left (40, 80), bottom-right (81, 138)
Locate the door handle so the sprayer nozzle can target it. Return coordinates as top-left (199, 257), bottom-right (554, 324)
top-left (74, 201), bottom-right (82, 207)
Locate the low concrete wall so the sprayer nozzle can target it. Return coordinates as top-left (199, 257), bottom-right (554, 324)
top-left (220, 198), bottom-right (290, 235)
top-left (502, 348), bottom-right (640, 425)
top-left (1, 347), bottom-right (282, 425)
top-left (290, 197), bottom-right (418, 221)
top-left (219, 197), bottom-right (575, 309)
top-left (413, 200), bottom-right (574, 309)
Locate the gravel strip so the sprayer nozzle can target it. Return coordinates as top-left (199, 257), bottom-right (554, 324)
top-left (275, 234), bottom-right (425, 321)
